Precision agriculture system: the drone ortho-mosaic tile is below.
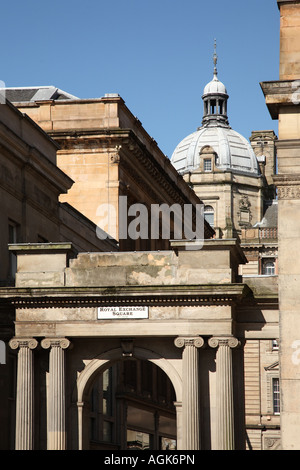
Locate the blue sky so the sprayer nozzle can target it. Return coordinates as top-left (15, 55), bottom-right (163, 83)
top-left (1, 0), bottom-right (280, 158)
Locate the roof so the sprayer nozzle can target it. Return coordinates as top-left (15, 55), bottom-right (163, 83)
top-left (254, 201), bottom-right (278, 228)
top-left (203, 75), bottom-right (227, 96)
top-left (4, 86), bottom-right (78, 103)
top-left (171, 125), bottom-right (260, 176)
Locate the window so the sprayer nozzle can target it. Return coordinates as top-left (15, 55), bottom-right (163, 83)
top-left (142, 360), bottom-right (153, 397)
top-left (204, 205), bottom-right (214, 228)
top-left (89, 367), bottom-right (115, 444)
top-left (160, 437), bottom-right (176, 450)
top-left (102, 368), bottom-right (113, 416)
top-left (204, 158), bottom-right (212, 172)
top-left (273, 378), bottom-right (280, 415)
top-left (127, 430), bottom-right (151, 450)
top-left (262, 259), bottom-right (275, 275)
top-left (272, 339), bottom-right (279, 351)
top-left (124, 359), bottom-right (137, 392)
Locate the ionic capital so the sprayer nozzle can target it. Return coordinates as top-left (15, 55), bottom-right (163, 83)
top-left (174, 336), bottom-right (205, 349)
top-left (41, 338), bottom-right (71, 350)
top-left (208, 336), bottom-right (240, 349)
top-left (9, 338), bottom-right (38, 350)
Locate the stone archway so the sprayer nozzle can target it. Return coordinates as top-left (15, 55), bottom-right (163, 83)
top-left (76, 346), bottom-right (182, 450)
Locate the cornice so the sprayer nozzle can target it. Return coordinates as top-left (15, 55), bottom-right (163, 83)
top-left (278, 0), bottom-right (300, 7)
top-left (0, 128), bottom-right (71, 194)
top-left (0, 283), bottom-right (250, 309)
top-left (50, 128), bottom-right (203, 207)
top-left (51, 127), bottom-right (214, 238)
top-left (273, 174), bottom-right (300, 185)
top-left (260, 80), bottom-right (300, 119)
top-left (275, 139), bottom-right (300, 149)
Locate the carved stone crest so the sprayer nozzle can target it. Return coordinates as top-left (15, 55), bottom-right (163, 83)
top-left (238, 195), bottom-right (252, 228)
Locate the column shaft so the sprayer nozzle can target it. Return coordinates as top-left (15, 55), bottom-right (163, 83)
top-left (175, 337), bottom-right (204, 450)
top-left (9, 338), bottom-right (38, 450)
top-left (209, 337), bottom-right (239, 450)
top-left (216, 341), bottom-right (234, 449)
top-left (41, 338), bottom-right (70, 450)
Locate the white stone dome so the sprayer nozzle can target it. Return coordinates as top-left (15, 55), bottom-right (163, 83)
top-left (171, 125), bottom-right (260, 176)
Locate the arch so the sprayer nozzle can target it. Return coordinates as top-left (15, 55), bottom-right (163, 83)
top-left (77, 346), bottom-right (182, 403)
top-left (76, 346), bottom-right (182, 450)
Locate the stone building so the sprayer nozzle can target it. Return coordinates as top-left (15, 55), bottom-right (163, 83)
top-left (261, 0), bottom-right (300, 451)
top-left (2, 77), bottom-right (281, 452)
top-left (4, 236), bottom-right (278, 450)
top-left (0, 97), bottom-right (118, 449)
top-left (3, 0), bottom-right (297, 451)
top-left (0, 86), bottom-right (213, 449)
top-left (6, 88), bottom-right (211, 250)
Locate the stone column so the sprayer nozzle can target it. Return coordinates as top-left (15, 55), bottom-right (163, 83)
top-left (9, 338), bottom-right (38, 450)
top-left (174, 336), bottom-right (204, 450)
top-left (41, 338), bottom-right (70, 450)
top-left (77, 401), bottom-right (84, 450)
top-left (208, 336), bottom-right (239, 450)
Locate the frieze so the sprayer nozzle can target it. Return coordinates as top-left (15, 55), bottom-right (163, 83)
top-left (260, 248), bottom-right (278, 258)
top-left (277, 185), bottom-right (300, 200)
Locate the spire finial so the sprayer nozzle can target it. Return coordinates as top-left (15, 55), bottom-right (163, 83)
top-left (213, 38), bottom-right (218, 78)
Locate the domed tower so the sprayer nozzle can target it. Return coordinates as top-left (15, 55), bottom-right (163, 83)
top-left (171, 42), bottom-right (264, 238)
top-left (202, 43), bottom-right (229, 128)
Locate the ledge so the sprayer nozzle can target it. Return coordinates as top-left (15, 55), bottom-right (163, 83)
top-left (277, 0), bottom-right (300, 7)
top-left (8, 242), bottom-right (76, 255)
top-left (273, 174), bottom-right (300, 186)
top-left (170, 238), bottom-right (247, 264)
top-left (260, 80), bottom-right (300, 119)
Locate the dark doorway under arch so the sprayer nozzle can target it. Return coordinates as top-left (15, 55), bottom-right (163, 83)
top-left (88, 358), bottom-right (177, 450)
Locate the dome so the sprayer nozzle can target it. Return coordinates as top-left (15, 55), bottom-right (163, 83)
top-left (171, 125), bottom-right (260, 176)
top-left (171, 42), bottom-right (260, 178)
top-left (203, 76), bottom-right (227, 96)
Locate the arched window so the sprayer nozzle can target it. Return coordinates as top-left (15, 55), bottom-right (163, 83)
top-left (262, 259), bottom-right (275, 275)
top-left (204, 205), bottom-right (214, 228)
